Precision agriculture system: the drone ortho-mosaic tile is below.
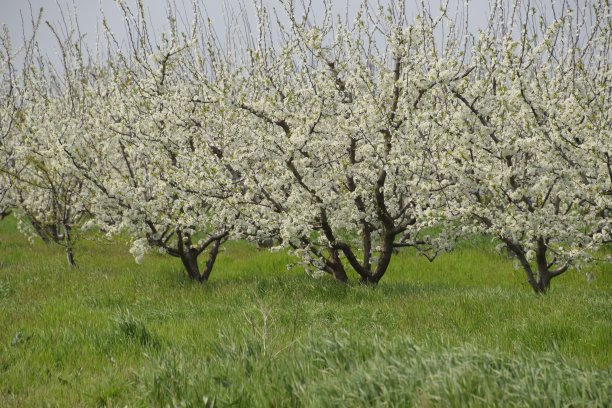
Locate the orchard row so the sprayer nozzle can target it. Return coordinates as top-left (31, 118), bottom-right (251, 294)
top-left (0, 0), bottom-right (610, 293)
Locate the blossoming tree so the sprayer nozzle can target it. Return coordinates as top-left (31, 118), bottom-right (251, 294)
top-left (0, 12), bottom-right (92, 266)
top-left (440, 0), bottom-right (611, 292)
top-left (60, 3), bottom-right (237, 281)
top-left (210, 1), bottom-right (468, 284)
top-left (0, 27), bottom-right (16, 220)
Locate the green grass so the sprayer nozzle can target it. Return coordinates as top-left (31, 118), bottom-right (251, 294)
top-left (0, 216), bottom-right (610, 407)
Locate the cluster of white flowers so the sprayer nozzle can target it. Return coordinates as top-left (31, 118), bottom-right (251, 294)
top-left (0, 27), bottom-right (17, 220)
top-left (435, 3), bottom-right (612, 292)
top-left (0, 0), bottom-right (609, 291)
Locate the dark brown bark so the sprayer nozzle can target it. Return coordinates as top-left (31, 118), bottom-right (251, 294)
top-left (66, 247), bottom-right (76, 268)
top-left (359, 274), bottom-right (378, 286)
top-left (372, 231), bottom-right (395, 284)
top-left (176, 230), bottom-right (226, 283)
top-left (181, 250), bottom-right (202, 281)
top-left (326, 248), bottom-right (349, 284)
top-left (257, 238), bottom-right (275, 249)
top-left (177, 232), bottom-right (203, 281)
top-left (64, 224), bottom-right (77, 267)
top-left (201, 238), bottom-right (222, 282)
top-left (28, 217), bottom-right (51, 244)
top-left (351, 230), bottom-right (396, 286)
top-left (534, 238), bottom-right (551, 293)
top-left (503, 237), bottom-right (569, 294)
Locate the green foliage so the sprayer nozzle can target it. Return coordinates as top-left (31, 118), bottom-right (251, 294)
top-left (0, 216), bottom-right (610, 406)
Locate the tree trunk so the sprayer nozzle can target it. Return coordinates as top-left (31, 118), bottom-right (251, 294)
top-left (503, 239), bottom-right (549, 294)
top-left (331, 265), bottom-right (349, 283)
top-left (181, 249), bottom-right (202, 282)
top-left (327, 248), bottom-right (349, 283)
top-left (201, 238), bottom-right (222, 282)
top-left (177, 232), bottom-right (203, 281)
top-left (365, 231), bottom-right (395, 286)
top-left (66, 246), bottom-right (76, 267)
top-left (65, 224), bottom-right (77, 267)
top-left (28, 217), bottom-right (51, 244)
top-left (533, 274), bottom-right (551, 294)
top-left (257, 238), bottom-right (275, 249)
top-left (359, 274), bottom-right (379, 286)
top-left (533, 238), bottom-right (552, 294)
top-left (176, 231), bottom-right (227, 283)
top-left (179, 247), bottom-right (202, 281)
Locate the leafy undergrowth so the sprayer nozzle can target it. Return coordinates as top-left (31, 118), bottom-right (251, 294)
top-left (0, 216), bottom-right (610, 406)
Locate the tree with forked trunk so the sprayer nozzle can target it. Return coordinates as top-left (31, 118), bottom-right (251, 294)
top-left (57, 1), bottom-right (237, 281)
top-left (438, 0), bottom-right (611, 293)
top-left (205, 0), bottom-right (466, 284)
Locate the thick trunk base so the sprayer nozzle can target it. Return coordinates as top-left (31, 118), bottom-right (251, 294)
top-left (332, 267), bottom-right (349, 284)
top-left (328, 257), bottom-right (349, 284)
top-left (359, 275), bottom-right (380, 287)
top-left (181, 251), bottom-right (204, 282)
top-left (178, 236), bottom-right (224, 283)
top-left (530, 275), bottom-right (551, 294)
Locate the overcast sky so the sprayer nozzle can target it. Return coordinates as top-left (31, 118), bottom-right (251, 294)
top-left (1, 0), bottom-right (492, 59)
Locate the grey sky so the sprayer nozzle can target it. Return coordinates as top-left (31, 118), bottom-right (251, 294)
top-left (1, 0), bottom-right (492, 58)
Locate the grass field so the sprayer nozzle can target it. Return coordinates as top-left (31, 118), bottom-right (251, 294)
top-left (0, 216), bottom-right (611, 407)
